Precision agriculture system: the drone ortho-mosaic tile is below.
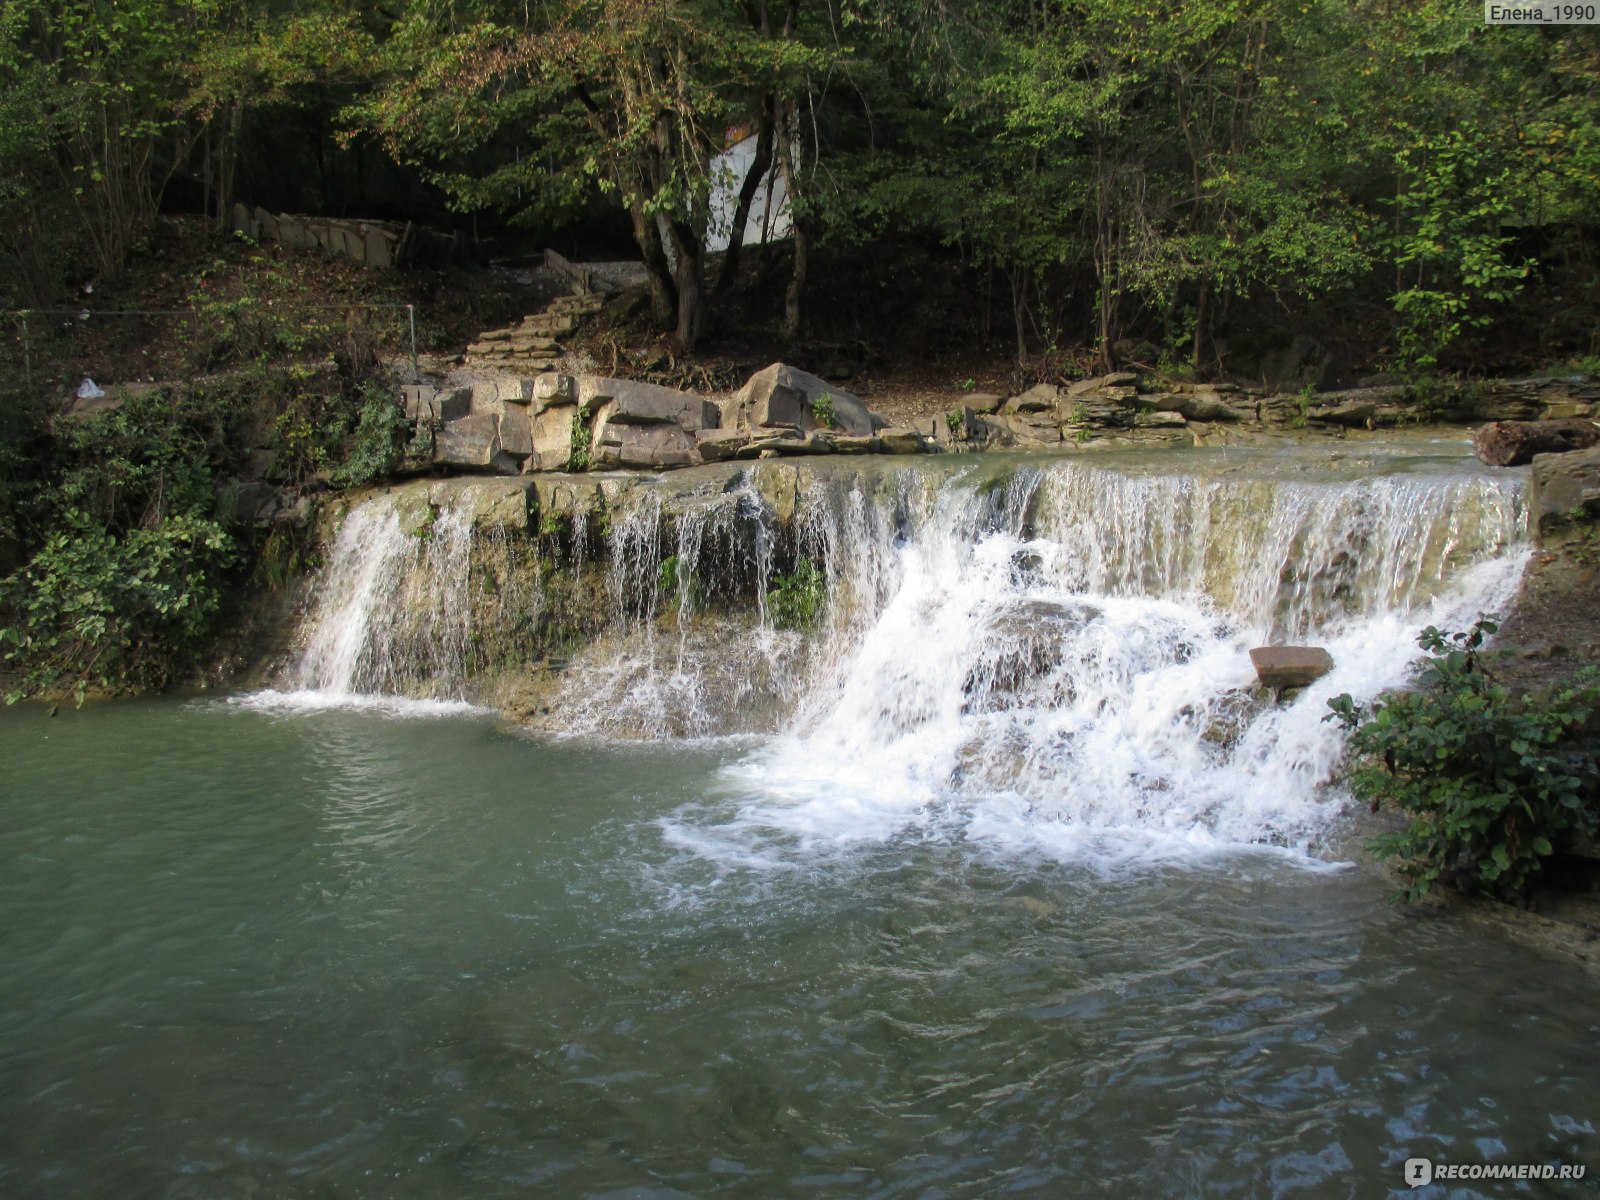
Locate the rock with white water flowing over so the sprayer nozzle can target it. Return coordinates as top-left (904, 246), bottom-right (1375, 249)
top-left (279, 449), bottom-right (1529, 857)
top-left (1249, 646), bottom-right (1335, 689)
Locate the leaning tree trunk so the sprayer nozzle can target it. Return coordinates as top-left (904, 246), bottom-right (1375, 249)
top-left (715, 110), bottom-right (774, 298)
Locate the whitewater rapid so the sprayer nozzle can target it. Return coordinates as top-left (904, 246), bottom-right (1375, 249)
top-left (269, 446), bottom-right (1530, 867)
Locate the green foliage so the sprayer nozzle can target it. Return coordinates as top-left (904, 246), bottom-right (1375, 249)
top-left (332, 384), bottom-right (410, 489)
top-left (567, 408), bottom-right (593, 473)
top-left (811, 391), bottom-right (838, 430)
top-left (657, 553), bottom-right (705, 614)
top-left (766, 560), bottom-right (826, 631)
top-left (658, 555), bottom-right (681, 599)
top-left (946, 409), bottom-right (963, 435)
top-left (0, 384), bottom-right (248, 700)
top-left (1326, 618), bottom-right (1600, 902)
top-left (1, 510), bottom-right (233, 703)
top-left (1390, 131), bottom-right (1532, 372)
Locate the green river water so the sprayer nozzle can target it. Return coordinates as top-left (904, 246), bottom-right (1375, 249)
top-left (2, 697), bottom-right (1597, 1198)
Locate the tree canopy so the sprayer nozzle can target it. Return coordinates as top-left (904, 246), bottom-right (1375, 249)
top-left (1, 0), bottom-right (1596, 367)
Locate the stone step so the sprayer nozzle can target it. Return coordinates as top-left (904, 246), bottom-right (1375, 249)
top-left (548, 294), bottom-right (604, 315)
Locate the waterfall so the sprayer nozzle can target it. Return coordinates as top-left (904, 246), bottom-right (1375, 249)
top-left (675, 453), bottom-right (1528, 864)
top-left (263, 446), bottom-right (1528, 855)
top-left (248, 495), bottom-right (486, 712)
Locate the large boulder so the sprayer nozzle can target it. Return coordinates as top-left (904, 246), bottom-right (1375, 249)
top-left (582, 376), bottom-right (718, 471)
top-left (1474, 419), bottom-right (1600, 468)
top-left (1529, 444), bottom-right (1600, 544)
top-left (728, 363), bottom-right (877, 438)
top-left (434, 413), bottom-right (521, 474)
top-left (530, 405), bottom-right (578, 472)
top-left (1003, 383), bottom-right (1060, 414)
top-left (580, 377), bottom-right (718, 429)
top-left (592, 422), bottom-right (697, 470)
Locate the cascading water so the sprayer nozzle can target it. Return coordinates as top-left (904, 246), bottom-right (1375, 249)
top-left (250, 494), bottom-right (488, 712)
top-left (266, 445), bottom-right (1528, 861)
top-left (648, 448), bottom-right (1530, 866)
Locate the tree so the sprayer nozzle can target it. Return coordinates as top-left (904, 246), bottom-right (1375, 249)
top-left (353, 0), bottom-right (831, 352)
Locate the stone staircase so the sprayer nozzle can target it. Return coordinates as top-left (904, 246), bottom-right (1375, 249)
top-left (464, 290), bottom-right (605, 372)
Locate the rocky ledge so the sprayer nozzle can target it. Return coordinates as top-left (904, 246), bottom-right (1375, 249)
top-left (401, 361), bottom-right (935, 476)
top-left (393, 364), bottom-right (1600, 476)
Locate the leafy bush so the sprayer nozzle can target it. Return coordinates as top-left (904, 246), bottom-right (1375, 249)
top-left (0, 386), bottom-right (243, 701)
top-left (811, 391), bottom-right (837, 430)
top-left (332, 384), bottom-right (412, 489)
top-left (1, 510), bottom-right (234, 701)
top-left (1326, 618), bottom-right (1600, 901)
top-left (766, 560), bottom-right (827, 631)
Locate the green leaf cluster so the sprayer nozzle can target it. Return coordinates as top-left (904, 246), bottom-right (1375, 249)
top-left (0, 385), bottom-right (244, 701)
top-left (766, 559), bottom-right (826, 631)
top-left (1326, 618), bottom-right (1600, 902)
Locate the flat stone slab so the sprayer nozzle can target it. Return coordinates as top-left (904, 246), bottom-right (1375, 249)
top-left (1249, 645), bottom-right (1334, 689)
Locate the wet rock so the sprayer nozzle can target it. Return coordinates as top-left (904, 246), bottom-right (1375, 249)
top-left (427, 478), bottom-right (537, 533)
top-left (1249, 646), bottom-right (1334, 689)
top-left (878, 427), bottom-right (929, 454)
top-left (1475, 419), bottom-right (1600, 468)
top-left (751, 462), bottom-right (800, 524)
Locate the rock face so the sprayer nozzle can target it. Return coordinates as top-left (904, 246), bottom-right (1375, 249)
top-left (727, 363), bottom-right (877, 438)
top-left (1529, 444), bottom-right (1600, 544)
top-left (1249, 646), bottom-right (1334, 689)
top-left (1474, 419), bottom-right (1600, 468)
top-left (583, 378), bottom-right (719, 471)
top-left (403, 361), bottom-right (898, 475)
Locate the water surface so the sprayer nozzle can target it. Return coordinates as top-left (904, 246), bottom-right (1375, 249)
top-left (3, 700), bottom-right (1596, 1198)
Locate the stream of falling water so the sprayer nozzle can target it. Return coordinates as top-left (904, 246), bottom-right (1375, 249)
top-left (264, 445), bottom-right (1529, 864)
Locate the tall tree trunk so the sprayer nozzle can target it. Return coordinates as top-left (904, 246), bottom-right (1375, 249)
top-left (775, 97), bottom-right (806, 342)
top-left (628, 204), bottom-right (677, 330)
top-left (1011, 265), bottom-right (1029, 368)
top-left (715, 110), bottom-right (774, 298)
top-left (665, 218), bottom-right (706, 352)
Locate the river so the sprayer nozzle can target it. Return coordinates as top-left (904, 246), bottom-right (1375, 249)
top-left (2, 442), bottom-right (1596, 1196)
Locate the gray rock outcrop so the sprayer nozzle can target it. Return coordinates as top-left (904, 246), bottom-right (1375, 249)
top-left (727, 363), bottom-right (877, 439)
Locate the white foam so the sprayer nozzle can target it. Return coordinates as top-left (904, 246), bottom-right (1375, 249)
top-left (229, 689), bottom-right (489, 719)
